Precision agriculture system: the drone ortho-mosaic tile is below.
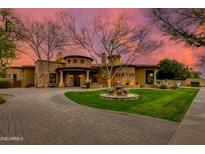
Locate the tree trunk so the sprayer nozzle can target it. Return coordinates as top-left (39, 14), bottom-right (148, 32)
top-left (45, 61), bottom-right (50, 88)
top-left (107, 79), bottom-right (111, 88)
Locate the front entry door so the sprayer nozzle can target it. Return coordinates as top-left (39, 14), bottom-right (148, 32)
top-left (74, 73), bottom-right (80, 86)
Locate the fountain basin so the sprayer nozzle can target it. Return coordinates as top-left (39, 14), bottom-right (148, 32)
top-left (100, 93), bottom-right (139, 101)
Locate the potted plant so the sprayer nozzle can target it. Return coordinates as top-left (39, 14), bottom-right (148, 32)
top-left (126, 80), bottom-right (130, 86)
top-left (122, 88), bottom-right (128, 95)
top-left (108, 87), bottom-right (115, 95)
top-left (116, 90), bottom-right (122, 96)
top-left (85, 80), bottom-right (91, 88)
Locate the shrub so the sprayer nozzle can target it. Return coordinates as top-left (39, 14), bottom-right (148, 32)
top-left (116, 90), bottom-right (123, 95)
top-left (171, 85), bottom-right (178, 90)
top-left (160, 83), bottom-right (168, 89)
top-left (108, 87), bottom-right (115, 94)
top-left (0, 80), bottom-right (12, 88)
top-left (122, 88), bottom-right (128, 94)
top-left (0, 95), bottom-right (5, 104)
top-left (85, 80), bottom-right (91, 88)
top-left (191, 82), bottom-right (200, 87)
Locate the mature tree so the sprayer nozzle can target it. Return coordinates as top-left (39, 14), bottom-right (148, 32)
top-left (0, 32), bottom-right (16, 76)
top-left (0, 9), bottom-right (22, 41)
top-left (157, 58), bottom-right (191, 80)
top-left (190, 70), bottom-right (202, 78)
top-left (0, 9), bottom-right (22, 74)
top-left (0, 9), bottom-right (24, 74)
top-left (151, 8), bottom-right (205, 67)
top-left (41, 19), bottom-right (68, 87)
top-left (60, 12), bottom-right (161, 87)
top-left (20, 17), bottom-right (68, 87)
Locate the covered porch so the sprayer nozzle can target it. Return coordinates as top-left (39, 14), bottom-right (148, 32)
top-left (56, 67), bottom-right (99, 88)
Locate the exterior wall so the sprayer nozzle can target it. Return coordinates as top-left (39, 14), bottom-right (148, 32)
top-left (108, 56), bottom-right (121, 65)
top-left (22, 68), bottom-right (35, 87)
top-left (135, 68), bottom-right (146, 85)
top-left (35, 60), bottom-right (65, 88)
top-left (96, 69), bottom-right (107, 86)
top-left (156, 79), bottom-right (205, 87)
top-left (182, 78), bottom-right (205, 87)
top-left (114, 66), bottom-right (136, 86)
top-left (64, 57), bottom-right (93, 68)
top-left (0, 68), bottom-right (24, 87)
top-left (135, 68), bottom-right (157, 85)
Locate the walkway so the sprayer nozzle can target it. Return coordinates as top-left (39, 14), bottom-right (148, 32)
top-left (170, 88), bottom-right (205, 144)
top-left (0, 88), bottom-right (177, 145)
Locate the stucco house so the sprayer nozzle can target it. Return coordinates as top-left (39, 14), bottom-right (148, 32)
top-left (0, 52), bottom-right (159, 88)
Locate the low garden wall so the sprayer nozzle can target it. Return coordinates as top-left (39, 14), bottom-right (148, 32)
top-left (157, 78), bottom-right (205, 87)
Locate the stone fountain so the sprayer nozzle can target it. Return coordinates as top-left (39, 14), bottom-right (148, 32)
top-left (100, 80), bottom-right (139, 100)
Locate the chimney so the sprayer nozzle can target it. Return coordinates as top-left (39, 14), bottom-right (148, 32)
top-left (56, 51), bottom-right (65, 63)
top-left (101, 53), bottom-right (106, 65)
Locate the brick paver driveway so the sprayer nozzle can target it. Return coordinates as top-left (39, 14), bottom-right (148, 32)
top-left (0, 88), bottom-right (178, 145)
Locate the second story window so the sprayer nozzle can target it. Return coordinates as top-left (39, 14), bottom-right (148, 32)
top-left (67, 59), bottom-right (71, 63)
top-left (73, 59), bottom-right (77, 63)
top-left (81, 59), bottom-right (84, 64)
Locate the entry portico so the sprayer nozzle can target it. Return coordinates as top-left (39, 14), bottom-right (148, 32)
top-left (57, 67), bottom-right (99, 88)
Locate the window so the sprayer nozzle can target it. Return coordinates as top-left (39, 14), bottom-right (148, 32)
top-left (146, 70), bottom-right (154, 84)
top-left (13, 74), bottom-right (17, 81)
top-left (122, 73), bottom-right (124, 77)
top-left (49, 73), bottom-right (56, 84)
top-left (67, 59), bottom-right (71, 63)
top-left (0, 73), bottom-right (7, 78)
top-left (73, 59), bottom-right (77, 63)
top-left (81, 59), bottom-right (84, 64)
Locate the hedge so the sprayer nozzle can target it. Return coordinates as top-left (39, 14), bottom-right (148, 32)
top-left (0, 80), bottom-right (12, 88)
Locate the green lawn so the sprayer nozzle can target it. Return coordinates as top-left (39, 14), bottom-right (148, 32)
top-left (0, 95), bottom-right (5, 104)
top-left (64, 88), bottom-right (199, 122)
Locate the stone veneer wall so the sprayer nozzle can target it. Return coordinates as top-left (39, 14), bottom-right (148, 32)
top-left (64, 57), bottom-right (93, 68)
top-left (35, 60), bottom-right (65, 88)
top-left (96, 69), bottom-right (108, 86)
top-left (64, 72), bottom-right (86, 87)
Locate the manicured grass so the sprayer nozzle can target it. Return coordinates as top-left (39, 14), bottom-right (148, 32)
top-left (64, 88), bottom-right (199, 122)
top-left (0, 95), bottom-right (5, 104)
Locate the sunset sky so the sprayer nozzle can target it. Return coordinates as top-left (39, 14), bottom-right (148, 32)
top-left (12, 8), bottom-right (205, 76)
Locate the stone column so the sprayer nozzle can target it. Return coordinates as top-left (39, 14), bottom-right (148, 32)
top-left (154, 69), bottom-right (157, 85)
top-left (59, 71), bottom-right (64, 88)
top-left (86, 70), bottom-right (90, 81)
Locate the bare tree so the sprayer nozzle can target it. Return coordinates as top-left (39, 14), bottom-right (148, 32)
top-left (151, 8), bottom-right (205, 67)
top-left (60, 12), bottom-right (161, 88)
top-left (19, 17), bottom-right (68, 87)
top-left (19, 19), bottom-right (46, 86)
top-left (41, 19), bottom-right (68, 87)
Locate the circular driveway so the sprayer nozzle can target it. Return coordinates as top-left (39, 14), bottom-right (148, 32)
top-left (0, 88), bottom-right (178, 144)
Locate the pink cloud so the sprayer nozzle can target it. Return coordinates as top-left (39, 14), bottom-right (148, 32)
top-left (11, 8), bottom-right (204, 76)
